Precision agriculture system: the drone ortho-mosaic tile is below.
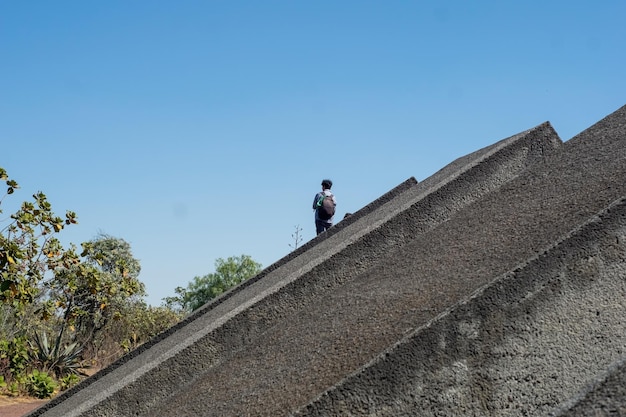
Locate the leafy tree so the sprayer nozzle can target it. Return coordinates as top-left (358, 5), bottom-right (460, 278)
top-left (0, 167), bottom-right (80, 318)
top-left (166, 255), bottom-right (262, 313)
top-left (1, 168), bottom-right (182, 392)
top-left (43, 233), bottom-right (146, 352)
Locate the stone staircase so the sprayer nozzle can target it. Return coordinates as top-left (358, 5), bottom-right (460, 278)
top-left (30, 104), bottom-right (626, 416)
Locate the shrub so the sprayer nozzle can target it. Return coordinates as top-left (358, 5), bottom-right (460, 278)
top-left (26, 369), bottom-right (57, 399)
top-left (8, 381), bottom-right (20, 395)
top-left (60, 373), bottom-right (80, 391)
top-left (0, 336), bottom-right (29, 381)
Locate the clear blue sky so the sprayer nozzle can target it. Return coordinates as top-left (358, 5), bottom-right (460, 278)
top-left (1, 1), bottom-right (624, 306)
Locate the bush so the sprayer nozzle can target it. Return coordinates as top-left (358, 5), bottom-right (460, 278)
top-left (26, 369), bottom-right (57, 399)
top-left (0, 336), bottom-right (29, 382)
top-left (60, 373), bottom-right (80, 391)
top-left (7, 380), bottom-right (20, 396)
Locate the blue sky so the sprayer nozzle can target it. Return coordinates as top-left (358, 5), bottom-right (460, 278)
top-left (1, 1), bottom-right (624, 306)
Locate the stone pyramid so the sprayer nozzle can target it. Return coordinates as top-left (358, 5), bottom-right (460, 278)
top-left (30, 105), bottom-right (626, 417)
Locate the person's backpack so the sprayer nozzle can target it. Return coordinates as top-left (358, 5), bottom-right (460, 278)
top-left (316, 193), bottom-right (335, 220)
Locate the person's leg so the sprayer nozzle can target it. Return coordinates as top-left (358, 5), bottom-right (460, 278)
top-left (316, 220), bottom-right (333, 235)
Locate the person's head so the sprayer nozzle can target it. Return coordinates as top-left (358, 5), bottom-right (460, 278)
top-left (321, 179), bottom-right (332, 190)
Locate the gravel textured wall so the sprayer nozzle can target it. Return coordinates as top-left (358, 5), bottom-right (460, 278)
top-left (28, 105), bottom-right (626, 417)
top-left (550, 356), bottom-right (626, 416)
top-left (290, 105), bottom-right (626, 416)
top-left (294, 196), bottom-right (626, 416)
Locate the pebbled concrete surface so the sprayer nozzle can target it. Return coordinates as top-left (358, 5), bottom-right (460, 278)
top-left (550, 355), bottom-right (626, 417)
top-left (29, 105), bottom-right (626, 417)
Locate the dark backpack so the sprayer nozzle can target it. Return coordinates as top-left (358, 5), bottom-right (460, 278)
top-left (317, 193), bottom-right (335, 220)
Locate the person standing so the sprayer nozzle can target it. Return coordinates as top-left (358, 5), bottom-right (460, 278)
top-left (313, 179), bottom-right (337, 235)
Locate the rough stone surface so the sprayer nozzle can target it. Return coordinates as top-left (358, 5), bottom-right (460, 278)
top-left (28, 105), bottom-right (626, 417)
top-left (550, 356), bottom-right (626, 417)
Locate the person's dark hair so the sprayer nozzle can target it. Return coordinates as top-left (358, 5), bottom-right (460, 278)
top-left (321, 179), bottom-right (333, 189)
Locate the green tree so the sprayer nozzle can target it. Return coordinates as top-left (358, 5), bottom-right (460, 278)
top-left (45, 233), bottom-right (146, 351)
top-left (0, 167), bottom-right (80, 318)
top-left (0, 167), bottom-right (97, 388)
top-left (1, 168), bottom-right (178, 390)
top-left (166, 255), bottom-right (262, 313)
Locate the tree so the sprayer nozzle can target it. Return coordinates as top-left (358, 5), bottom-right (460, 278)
top-left (44, 233), bottom-right (146, 351)
top-left (166, 255), bottom-right (262, 313)
top-left (0, 167), bottom-right (93, 389)
top-left (0, 167), bottom-right (80, 317)
top-left (0, 167), bottom-right (178, 391)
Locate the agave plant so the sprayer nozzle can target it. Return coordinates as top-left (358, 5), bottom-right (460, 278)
top-left (28, 331), bottom-right (88, 378)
